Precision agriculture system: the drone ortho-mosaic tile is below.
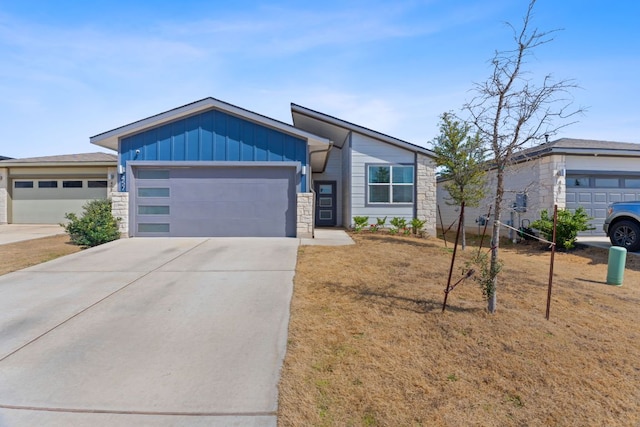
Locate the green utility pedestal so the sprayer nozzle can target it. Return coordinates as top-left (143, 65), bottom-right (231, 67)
top-left (606, 246), bottom-right (627, 286)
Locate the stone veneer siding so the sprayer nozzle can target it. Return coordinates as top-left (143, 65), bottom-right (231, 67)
top-left (0, 168), bottom-right (7, 224)
top-left (111, 192), bottom-right (129, 235)
top-left (297, 192), bottom-right (314, 238)
top-left (416, 153), bottom-right (437, 236)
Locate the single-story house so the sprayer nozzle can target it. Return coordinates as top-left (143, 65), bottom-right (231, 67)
top-left (437, 138), bottom-right (640, 236)
top-left (0, 153), bottom-right (117, 224)
top-left (89, 97), bottom-right (437, 238)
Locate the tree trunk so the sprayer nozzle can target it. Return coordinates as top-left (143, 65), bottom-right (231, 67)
top-left (488, 167), bottom-right (505, 313)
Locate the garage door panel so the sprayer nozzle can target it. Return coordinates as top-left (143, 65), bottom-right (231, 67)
top-left (577, 193), bottom-right (592, 203)
top-left (12, 181), bottom-right (107, 224)
top-left (132, 166), bottom-right (297, 237)
top-left (593, 193), bottom-right (607, 203)
top-left (609, 193), bottom-right (623, 203)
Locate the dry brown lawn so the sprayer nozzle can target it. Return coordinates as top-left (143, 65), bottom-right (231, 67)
top-left (0, 234), bottom-right (81, 276)
top-left (279, 233), bottom-right (640, 426)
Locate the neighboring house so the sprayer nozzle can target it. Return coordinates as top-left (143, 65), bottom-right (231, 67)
top-left (89, 97), bottom-right (437, 238)
top-left (437, 138), bottom-right (640, 236)
top-left (0, 156), bottom-right (12, 161)
top-left (0, 153), bottom-right (117, 224)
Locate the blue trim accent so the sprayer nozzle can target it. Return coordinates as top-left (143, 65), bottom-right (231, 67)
top-left (119, 108), bottom-right (308, 191)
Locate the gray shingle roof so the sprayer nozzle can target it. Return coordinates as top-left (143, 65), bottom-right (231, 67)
top-left (513, 138), bottom-right (640, 160)
top-left (0, 152), bottom-right (117, 164)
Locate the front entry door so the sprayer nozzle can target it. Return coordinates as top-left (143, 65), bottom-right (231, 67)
top-left (314, 181), bottom-right (337, 227)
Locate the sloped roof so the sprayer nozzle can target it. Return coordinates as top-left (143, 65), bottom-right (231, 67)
top-left (0, 152), bottom-right (117, 166)
top-left (0, 156), bottom-right (12, 160)
top-left (291, 103), bottom-right (435, 157)
top-left (514, 138), bottom-right (640, 160)
top-left (90, 97), bottom-right (331, 151)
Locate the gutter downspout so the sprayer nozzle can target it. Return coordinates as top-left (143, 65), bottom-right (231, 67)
top-left (309, 141), bottom-right (335, 174)
top-left (307, 141), bottom-right (335, 238)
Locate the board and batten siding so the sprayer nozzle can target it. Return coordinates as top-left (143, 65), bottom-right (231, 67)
top-left (119, 108), bottom-right (308, 191)
top-left (312, 145), bottom-right (344, 226)
top-left (349, 133), bottom-right (415, 225)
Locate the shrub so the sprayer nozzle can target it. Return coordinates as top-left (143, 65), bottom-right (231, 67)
top-left (62, 199), bottom-right (120, 247)
top-left (353, 216), bottom-right (369, 232)
top-left (410, 218), bottom-right (427, 235)
top-left (370, 217), bottom-right (387, 233)
top-left (531, 207), bottom-right (594, 250)
top-left (389, 217), bottom-right (407, 234)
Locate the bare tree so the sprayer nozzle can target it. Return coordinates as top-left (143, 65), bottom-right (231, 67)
top-left (464, 0), bottom-right (584, 313)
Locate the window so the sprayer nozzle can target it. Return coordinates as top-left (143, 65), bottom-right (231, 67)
top-left (14, 181), bottom-right (33, 189)
top-left (367, 165), bottom-right (414, 204)
top-left (566, 176), bottom-right (589, 187)
top-left (138, 188), bottom-right (170, 197)
top-left (138, 205), bottom-right (170, 215)
top-left (38, 180), bottom-right (58, 188)
top-left (625, 178), bottom-right (640, 188)
top-left (63, 180), bottom-right (83, 188)
top-left (594, 178), bottom-right (620, 188)
top-left (137, 223), bottom-right (170, 233)
top-left (88, 180), bottom-right (108, 188)
top-left (138, 169), bottom-right (170, 179)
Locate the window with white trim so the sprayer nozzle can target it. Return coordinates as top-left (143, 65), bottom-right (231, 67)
top-left (367, 164), bottom-right (414, 204)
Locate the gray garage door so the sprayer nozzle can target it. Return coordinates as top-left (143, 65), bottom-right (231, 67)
top-left (566, 174), bottom-right (640, 236)
top-left (11, 178), bottom-right (108, 224)
top-left (130, 166), bottom-right (297, 237)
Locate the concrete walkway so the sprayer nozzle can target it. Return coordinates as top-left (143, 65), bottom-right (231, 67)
top-left (300, 228), bottom-right (354, 246)
top-left (0, 224), bottom-right (65, 245)
top-left (0, 237), bottom-right (299, 426)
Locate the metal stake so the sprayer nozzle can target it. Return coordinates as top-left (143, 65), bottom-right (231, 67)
top-left (442, 202), bottom-right (464, 313)
top-left (545, 205), bottom-right (558, 320)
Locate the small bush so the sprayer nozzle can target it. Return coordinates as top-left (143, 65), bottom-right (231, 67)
top-left (353, 216), bottom-right (369, 232)
top-left (62, 199), bottom-right (120, 247)
top-left (410, 218), bottom-right (427, 235)
top-left (389, 217), bottom-right (407, 233)
top-left (531, 207), bottom-right (594, 250)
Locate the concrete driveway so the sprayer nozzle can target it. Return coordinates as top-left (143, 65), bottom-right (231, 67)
top-left (0, 237), bottom-right (298, 427)
top-left (0, 224), bottom-right (65, 245)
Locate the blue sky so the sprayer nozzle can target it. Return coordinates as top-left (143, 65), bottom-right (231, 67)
top-left (1, 0), bottom-right (639, 158)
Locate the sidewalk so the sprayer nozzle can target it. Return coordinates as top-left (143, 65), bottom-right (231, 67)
top-left (0, 224), bottom-right (65, 245)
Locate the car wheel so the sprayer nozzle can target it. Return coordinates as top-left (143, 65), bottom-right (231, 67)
top-left (610, 220), bottom-right (640, 252)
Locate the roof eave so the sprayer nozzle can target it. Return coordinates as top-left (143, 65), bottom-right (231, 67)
top-left (291, 103), bottom-right (435, 158)
top-left (91, 97), bottom-right (331, 151)
top-left (0, 161), bottom-right (116, 167)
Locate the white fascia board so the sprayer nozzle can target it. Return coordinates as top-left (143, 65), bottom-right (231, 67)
top-left (551, 148), bottom-right (640, 157)
top-left (90, 97), bottom-right (331, 151)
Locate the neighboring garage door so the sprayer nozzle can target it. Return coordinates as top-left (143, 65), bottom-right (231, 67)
top-left (11, 178), bottom-right (108, 224)
top-left (566, 174), bottom-right (640, 236)
top-left (130, 166), bottom-right (297, 237)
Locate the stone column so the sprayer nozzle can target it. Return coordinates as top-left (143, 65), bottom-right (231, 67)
top-left (0, 168), bottom-right (7, 224)
top-left (416, 153), bottom-right (437, 236)
top-left (110, 192), bottom-right (129, 236)
top-left (107, 167), bottom-right (118, 199)
top-left (297, 192), bottom-right (314, 238)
